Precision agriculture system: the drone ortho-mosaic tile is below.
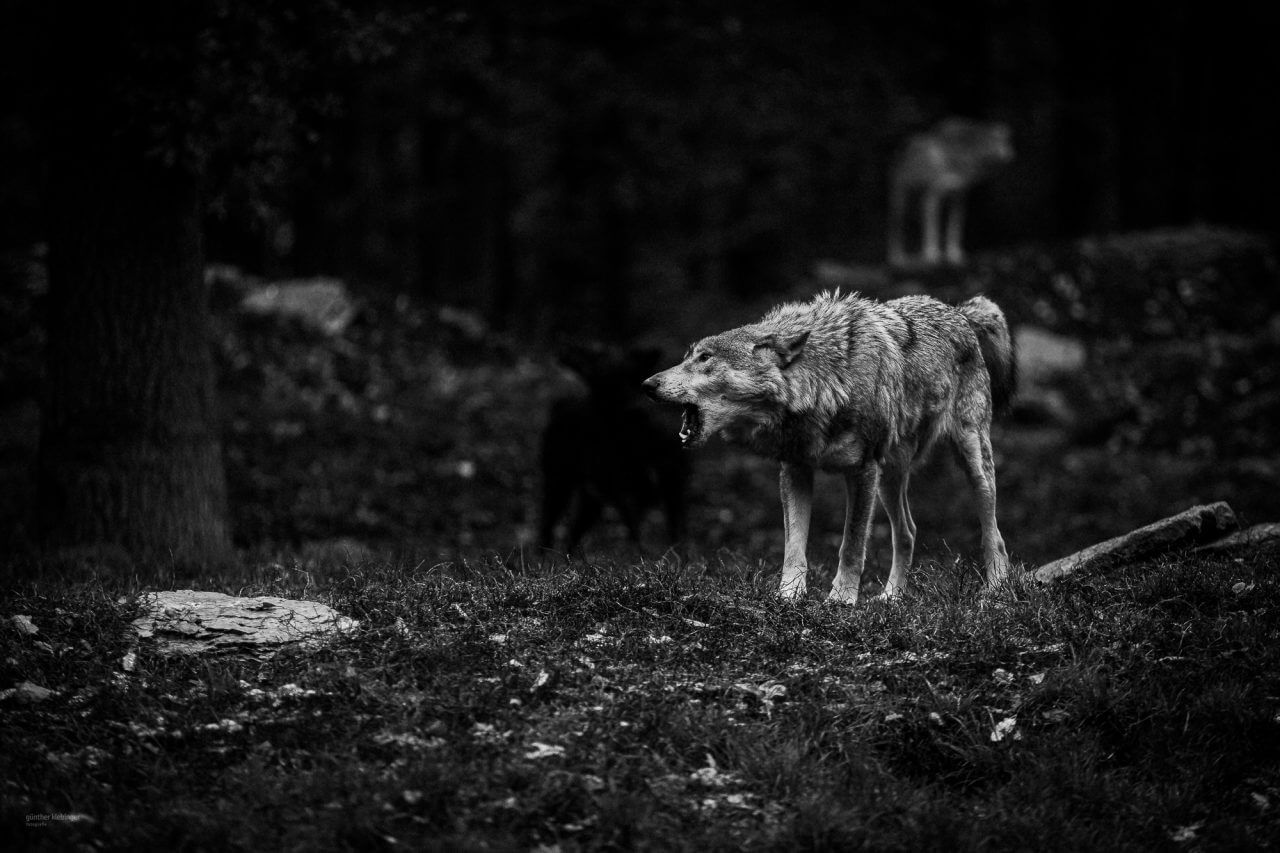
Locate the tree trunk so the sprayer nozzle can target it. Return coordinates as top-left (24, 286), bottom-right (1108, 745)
top-left (37, 142), bottom-right (232, 567)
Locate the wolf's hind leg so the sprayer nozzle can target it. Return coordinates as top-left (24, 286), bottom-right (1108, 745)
top-left (779, 462), bottom-right (814, 599)
top-left (954, 426), bottom-right (1010, 585)
top-left (829, 463), bottom-right (879, 604)
top-left (877, 454), bottom-right (916, 598)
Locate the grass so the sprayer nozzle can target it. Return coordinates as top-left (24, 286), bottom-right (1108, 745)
top-left (4, 549), bottom-right (1279, 851)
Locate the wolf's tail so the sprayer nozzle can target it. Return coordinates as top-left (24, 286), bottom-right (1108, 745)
top-left (959, 295), bottom-right (1017, 413)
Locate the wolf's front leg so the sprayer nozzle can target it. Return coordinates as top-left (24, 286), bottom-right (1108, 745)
top-left (778, 462), bottom-right (814, 599)
top-left (829, 463), bottom-right (879, 604)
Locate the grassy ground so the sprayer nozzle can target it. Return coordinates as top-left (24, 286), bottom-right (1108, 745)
top-left (3, 549), bottom-right (1279, 850)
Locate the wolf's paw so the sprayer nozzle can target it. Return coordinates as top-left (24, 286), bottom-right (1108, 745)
top-left (872, 584), bottom-right (904, 602)
top-left (826, 586), bottom-right (859, 606)
top-left (778, 584), bottom-right (807, 600)
top-left (978, 572), bottom-right (1018, 605)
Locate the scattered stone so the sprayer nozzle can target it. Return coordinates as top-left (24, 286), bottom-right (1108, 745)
top-left (132, 590), bottom-right (357, 657)
top-left (1010, 386), bottom-right (1077, 429)
top-left (523, 742), bottom-right (566, 760)
top-left (529, 669), bottom-right (556, 695)
top-left (10, 615), bottom-right (38, 635)
top-left (438, 305), bottom-right (489, 341)
top-left (0, 681), bottom-right (56, 704)
top-left (1033, 502), bottom-right (1239, 583)
top-left (1192, 522), bottom-right (1280, 555)
top-left (1007, 326), bottom-right (1090, 430)
top-left (240, 278), bottom-right (356, 336)
top-left (1015, 325), bottom-right (1087, 385)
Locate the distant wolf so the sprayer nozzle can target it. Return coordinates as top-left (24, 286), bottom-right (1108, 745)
top-left (541, 343), bottom-right (688, 552)
top-left (888, 118), bottom-right (1014, 268)
top-left (643, 291), bottom-right (1014, 603)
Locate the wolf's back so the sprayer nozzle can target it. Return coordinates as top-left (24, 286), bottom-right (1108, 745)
top-left (958, 296), bottom-right (1016, 411)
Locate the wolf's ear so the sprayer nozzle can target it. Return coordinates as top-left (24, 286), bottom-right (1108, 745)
top-left (754, 330), bottom-right (809, 368)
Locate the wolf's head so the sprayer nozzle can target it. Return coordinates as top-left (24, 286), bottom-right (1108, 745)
top-left (641, 327), bottom-right (809, 447)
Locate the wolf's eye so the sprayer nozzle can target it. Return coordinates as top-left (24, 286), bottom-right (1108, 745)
top-left (695, 352), bottom-right (711, 363)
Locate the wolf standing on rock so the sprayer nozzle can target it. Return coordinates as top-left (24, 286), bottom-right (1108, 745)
top-left (643, 291), bottom-right (1015, 603)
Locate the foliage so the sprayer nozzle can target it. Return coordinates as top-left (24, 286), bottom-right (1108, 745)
top-left (2, 0), bottom-right (425, 231)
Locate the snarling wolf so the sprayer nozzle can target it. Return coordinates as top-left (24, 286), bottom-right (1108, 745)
top-left (642, 291), bottom-right (1014, 603)
top-left (541, 342), bottom-right (687, 552)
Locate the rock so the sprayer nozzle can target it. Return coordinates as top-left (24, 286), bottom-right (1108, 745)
top-left (1032, 502), bottom-right (1239, 583)
top-left (132, 590), bottom-right (357, 657)
top-left (1006, 326), bottom-right (1090, 430)
top-left (0, 681), bottom-right (55, 704)
top-left (240, 278), bottom-right (356, 336)
top-left (10, 614), bottom-right (38, 635)
top-left (1009, 386), bottom-right (1076, 428)
top-left (1014, 325), bottom-right (1087, 386)
top-left (438, 305), bottom-right (489, 341)
top-left (1192, 522), bottom-right (1280, 554)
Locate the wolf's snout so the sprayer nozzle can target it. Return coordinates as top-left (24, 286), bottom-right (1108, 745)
top-left (641, 375), bottom-right (662, 399)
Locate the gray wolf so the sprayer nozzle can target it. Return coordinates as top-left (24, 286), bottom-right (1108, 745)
top-left (642, 291), bottom-right (1014, 603)
top-left (888, 118), bottom-right (1014, 267)
top-left (540, 342), bottom-right (687, 552)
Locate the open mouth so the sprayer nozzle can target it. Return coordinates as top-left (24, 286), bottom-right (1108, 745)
top-left (678, 404), bottom-right (702, 446)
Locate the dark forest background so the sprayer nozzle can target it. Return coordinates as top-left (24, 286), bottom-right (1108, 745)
top-left (5, 1), bottom-right (1277, 337)
top-left (187, 0), bottom-right (1280, 337)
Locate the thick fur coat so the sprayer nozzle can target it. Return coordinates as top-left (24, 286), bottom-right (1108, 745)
top-left (643, 290), bottom-right (1014, 603)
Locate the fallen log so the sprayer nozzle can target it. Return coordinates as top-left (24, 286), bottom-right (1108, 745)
top-left (1032, 502), bottom-right (1239, 584)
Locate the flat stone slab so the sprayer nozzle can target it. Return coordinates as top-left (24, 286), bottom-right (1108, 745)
top-left (1033, 502), bottom-right (1239, 583)
top-left (132, 590), bottom-right (357, 656)
top-left (240, 278), bottom-right (356, 336)
top-left (1192, 522), bottom-right (1280, 554)
top-left (0, 681), bottom-right (56, 704)
top-left (1014, 325), bottom-right (1087, 385)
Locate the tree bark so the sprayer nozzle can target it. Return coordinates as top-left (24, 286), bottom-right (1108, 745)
top-left (37, 141), bottom-right (233, 566)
